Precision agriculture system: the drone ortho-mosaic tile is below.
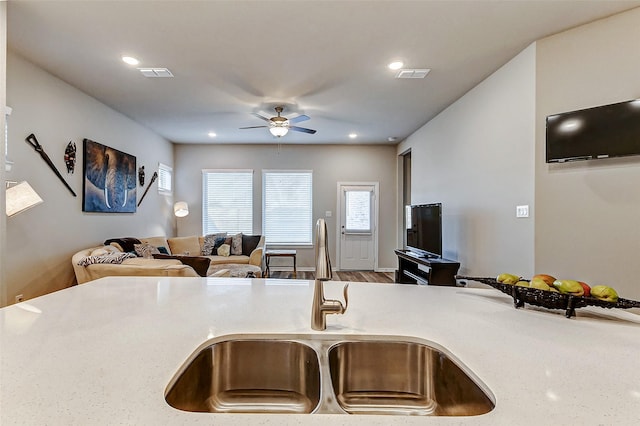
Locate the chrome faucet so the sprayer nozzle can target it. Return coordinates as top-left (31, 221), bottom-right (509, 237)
top-left (311, 218), bottom-right (349, 331)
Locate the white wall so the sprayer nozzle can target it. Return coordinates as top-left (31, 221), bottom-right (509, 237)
top-left (1, 1), bottom-right (7, 307)
top-left (397, 44), bottom-right (536, 278)
top-left (174, 143), bottom-right (397, 271)
top-left (535, 8), bottom-right (640, 300)
top-left (3, 52), bottom-right (175, 305)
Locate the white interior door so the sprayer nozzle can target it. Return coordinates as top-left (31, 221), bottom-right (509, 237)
top-left (338, 183), bottom-right (377, 271)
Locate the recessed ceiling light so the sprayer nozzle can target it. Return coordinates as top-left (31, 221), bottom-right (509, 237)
top-left (208, 132), bottom-right (217, 138)
top-left (388, 61), bottom-right (404, 70)
top-left (349, 133), bottom-right (358, 139)
top-left (122, 56), bottom-right (139, 66)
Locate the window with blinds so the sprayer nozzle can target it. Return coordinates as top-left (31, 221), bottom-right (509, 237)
top-left (157, 163), bottom-right (172, 194)
top-left (202, 170), bottom-right (253, 234)
top-left (262, 170), bottom-right (312, 245)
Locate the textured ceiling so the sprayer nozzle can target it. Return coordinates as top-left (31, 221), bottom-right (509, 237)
top-left (7, 0), bottom-right (640, 145)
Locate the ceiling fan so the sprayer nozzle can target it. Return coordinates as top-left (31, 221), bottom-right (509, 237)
top-left (239, 106), bottom-right (317, 137)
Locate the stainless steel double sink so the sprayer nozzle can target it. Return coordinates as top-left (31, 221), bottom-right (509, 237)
top-left (164, 334), bottom-right (495, 416)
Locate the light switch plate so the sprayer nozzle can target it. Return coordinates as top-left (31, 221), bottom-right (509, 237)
top-left (516, 205), bottom-right (529, 218)
top-left (325, 211), bottom-right (332, 217)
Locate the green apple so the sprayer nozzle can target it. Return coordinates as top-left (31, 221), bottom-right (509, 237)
top-left (497, 273), bottom-right (520, 285)
top-left (516, 280), bottom-right (530, 287)
top-left (552, 279), bottom-right (584, 296)
top-left (530, 278), bottom-right (551, 291)
top-left (590, 285), bottom-right (618, 302)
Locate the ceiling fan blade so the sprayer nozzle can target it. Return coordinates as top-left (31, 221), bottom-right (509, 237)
top-left (290, 126), bottom-right (317, 134)
top-left (251, 113), bottom-right (272, 122)
top-left (288, 114), bottom-right (310, 124)
top-left (239, 125), bottom-right (268, 129)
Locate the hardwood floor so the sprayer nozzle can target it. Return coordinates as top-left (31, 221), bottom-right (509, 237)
top-left (266, 270), bottom-right (395, 283)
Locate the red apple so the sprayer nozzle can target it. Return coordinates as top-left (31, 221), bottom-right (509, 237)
top-left (578, 281), bottom-right (591, 297)
top-left (532, 274), bottom-right (556, 286)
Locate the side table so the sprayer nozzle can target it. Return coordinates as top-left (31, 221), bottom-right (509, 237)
top-left (265, 249), bottom-right (297, 278)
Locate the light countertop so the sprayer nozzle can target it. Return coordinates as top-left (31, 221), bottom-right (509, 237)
top-left (1, 277), bottom-right (639, 425)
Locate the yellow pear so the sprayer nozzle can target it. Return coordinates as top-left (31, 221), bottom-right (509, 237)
top-left (552, 279), bottom-right (584, 296)
top-left (591, 285), bottom-right (618, 302)
top-left (530, 278), bottom-right (551, 291)
top-left (497, 273), bottom-right (520, 285)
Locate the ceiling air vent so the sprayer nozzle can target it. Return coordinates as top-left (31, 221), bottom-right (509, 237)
top-left (138, 68), bottom-right (174, 78)
top-left (395, 69), bottom-right (430, 79)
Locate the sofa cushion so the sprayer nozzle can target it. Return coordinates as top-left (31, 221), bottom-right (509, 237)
top-left (104, 237), bottom-right (141, 253)
top-left (123, 258), bottom-right (182, 267)
top-left (167, 236), bottom-right (201, 256)
top-left (153, 253), bottom-right (211, 277)
top-left (231, 233), bottom-right (243, 255)
top-left (217, 243), bottom-right (231, 257)
top-left (242, 234), bottom-right (262, 255)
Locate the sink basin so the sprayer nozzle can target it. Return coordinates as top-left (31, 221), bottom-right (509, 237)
top-left (328, 340), bottom-right (494, 416)
top-left (165, 334), bottom-right (494, 416)
top-left (165, 339), bottom-right (321, 414)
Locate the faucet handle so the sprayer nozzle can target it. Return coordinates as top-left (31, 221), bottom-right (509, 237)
top-left (341, 284), bottom-right (349, 313)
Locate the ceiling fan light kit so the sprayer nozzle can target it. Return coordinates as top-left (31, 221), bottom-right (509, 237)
top-left (269, 125), bottom-right (289, 137)
top-left (240, 106), bottom-right (316, 138)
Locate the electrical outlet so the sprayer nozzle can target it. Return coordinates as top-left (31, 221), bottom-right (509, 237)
top-left (15, 294), bottom-right (24, 303)
top-left (516, 205), bottom-right (529, 218)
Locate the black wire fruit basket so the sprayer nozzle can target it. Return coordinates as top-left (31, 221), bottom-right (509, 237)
top-left (457, 276), bottom-right (640, 318)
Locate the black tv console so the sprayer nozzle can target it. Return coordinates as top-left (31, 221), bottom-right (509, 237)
top-left (394, 249), bottom-right (460, 286)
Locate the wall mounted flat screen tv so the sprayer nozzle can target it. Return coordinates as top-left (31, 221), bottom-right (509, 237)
top-left (406, 203), bottom-right (442, 258)
top-left (546, 99), bottom-right (640, 163)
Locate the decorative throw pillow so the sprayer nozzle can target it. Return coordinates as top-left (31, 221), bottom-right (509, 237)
top-left (217, 243), bottom-right (231, 257)
top-left (152, 254), bottom-right (211, 277)
top-left (140, 236), bottom-right (171, 254)
top-left (77, 252), bottom-right (137, 267)
top-left (242, 234), bottom-right (262, 256)
top-left (90, 248), bottom-right (109, 257)
top-left (90, 245), bottom-right (120, 257)
top-left (134, 243), bottom-right (161, 259)
top-left (231, 233), bottom-right (243, 255)
top-left (202, 233), bottom-right (227, 255)
top-left (108, 242), bottom-right (124, 252)
top-left (212, 237), bottom-right (227, 253)
top-left (167, 236), bottom-right (201, 256)
top-left (103, 237), bottom-right (141, 253)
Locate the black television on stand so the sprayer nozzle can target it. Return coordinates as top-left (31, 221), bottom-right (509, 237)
top-left (406, 203), bottom-right (442, 258)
